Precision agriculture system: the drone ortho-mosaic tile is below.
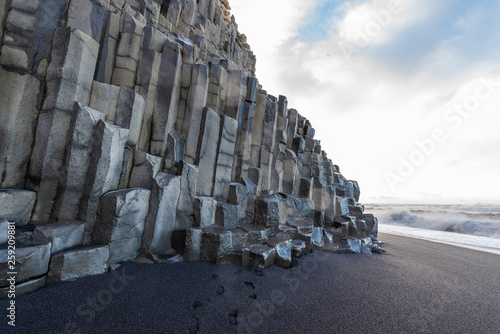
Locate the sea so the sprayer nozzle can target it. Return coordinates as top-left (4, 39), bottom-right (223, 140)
top-left (364, 203), bottom-right (500, 250)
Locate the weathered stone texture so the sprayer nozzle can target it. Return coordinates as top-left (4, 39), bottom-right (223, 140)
top-left (141, 173), bottom-right (181, 255)
top-left (93, 188), bottom-right (151, 263)
top-left (33, 221), bottom-right (85, 254)
top-left (0, 190), bottom-right (36, 226)
top-left (47, 245), bottom-right (109, 282)
top-left (26, 27), bottom-right (99, 225)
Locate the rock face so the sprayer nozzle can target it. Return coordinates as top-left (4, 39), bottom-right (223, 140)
top-left (0, 0), bottom-right (380, 298)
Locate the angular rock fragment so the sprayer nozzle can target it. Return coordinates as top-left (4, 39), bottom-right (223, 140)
top-left (249, 244), bottom-right (275, 268)
top-left (239, 224), bottom-right (267, 245)
top-left (254, 194), bottom-right (280, 235)
top-left (267, 234), bottom-right (292, 268)
top-left (200, 226), bottom-right (232, 264)
top-left (311, 227), bottom-right (324, 249)
top-left (229, 228), bottom-right (248, 246)
top-left (228, 244), bottom-right (251, 267)
top-left (347, 239), bottom-right (362, 254)
top-left (291, 239), bottom-right (307, 258)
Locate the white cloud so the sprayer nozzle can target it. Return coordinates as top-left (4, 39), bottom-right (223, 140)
top-left (230, 0), bottom-right (500, 203)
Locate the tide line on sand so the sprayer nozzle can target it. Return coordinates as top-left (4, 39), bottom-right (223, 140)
top-left (379, 224), bottom-right (500, 256)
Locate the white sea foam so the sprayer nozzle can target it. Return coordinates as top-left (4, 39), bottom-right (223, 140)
top-left (365, 204), bottom-right (500, 249)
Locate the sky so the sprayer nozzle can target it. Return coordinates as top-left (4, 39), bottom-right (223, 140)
top-left (230, 0), bottom-right (500, 204)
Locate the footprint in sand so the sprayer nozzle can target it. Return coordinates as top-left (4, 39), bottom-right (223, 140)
top-left (228, 309), bottom-right (239, 326)
top-left (244, 281), bottom-right (255, 289)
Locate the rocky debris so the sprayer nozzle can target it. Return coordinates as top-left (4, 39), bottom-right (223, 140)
top-left (268, 234), bottom-right (292, 268)
top-left (0, 0), bottom-right (380, 298)
top-left (249, 244), bottom-right (275, 268)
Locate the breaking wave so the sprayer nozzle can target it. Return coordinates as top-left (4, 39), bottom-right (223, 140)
top-left (380, 210), bottom-right (500, 239)
top-left (366, 204), bottom-right (500, 240)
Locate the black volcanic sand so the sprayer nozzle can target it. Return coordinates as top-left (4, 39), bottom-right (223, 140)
top-left (2, 233), bottom-right (500, 334)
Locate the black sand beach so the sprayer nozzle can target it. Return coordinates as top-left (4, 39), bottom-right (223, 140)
top-left (2, 233), bottom-right (499, 334)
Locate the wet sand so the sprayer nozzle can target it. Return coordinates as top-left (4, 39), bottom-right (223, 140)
top-left (2, 233), bottom-right (499, 334)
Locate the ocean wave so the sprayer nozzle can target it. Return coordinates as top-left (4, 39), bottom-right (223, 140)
top-left (378, 210), bottom-right (500, 239)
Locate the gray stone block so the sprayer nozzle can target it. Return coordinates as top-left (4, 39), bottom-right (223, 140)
top-left (111, 8), bottom-right (146, 89)
top-left (0, 241), bottom-right (51, 284)
top-left (213, 115), bottom-right (237, 201)
top-left (79, 120), bottom-right (129, 242)
top-left (175, 161), bottom-right (199, 229)
top-left (52, 103), bottom-right (105, 222)
top-left (0, 190), bottom-right (36, 226)
top-left (92, 188), bottom-right (151, 263)
top-left (27, 27), bottom-right (99, 224)
top-left (47, 245), bottom-right (109, 282)
top-left (215, 203), bottom-right (239, 230)
top-left (141, 173), bottom-right (181, 255)
top-left (193, 197), bottom-right (217, 228)
top-left (182, 62), bottom-right (209, 164)
top-left (164, 131), bottom-right (184, 174)
top-left (0, 69), bottom-right (41, 188)
top-left (254, 194), bottom-right (280, 235)
top-left (239, 223), bottom-right (267, 244)
top-left (150, 38), bottom-right (183, 156)
top-left (200, 226), bottom-right (232, 264)
top-left (267, 234), bottom-right (292, 268)
top-left (128, 151), bottom-right (163, 190)
top-left (196, 107), bottom-right (220, 197)
top-left (184, 228), bottom-right (202, 261)
top-left (33, 221), bottom-right (85, 254)
top-left (249, 244), bottom-right (275, 268)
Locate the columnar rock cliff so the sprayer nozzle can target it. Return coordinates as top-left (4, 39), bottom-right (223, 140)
top-left (0, 0), bottom-right (379, 298)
